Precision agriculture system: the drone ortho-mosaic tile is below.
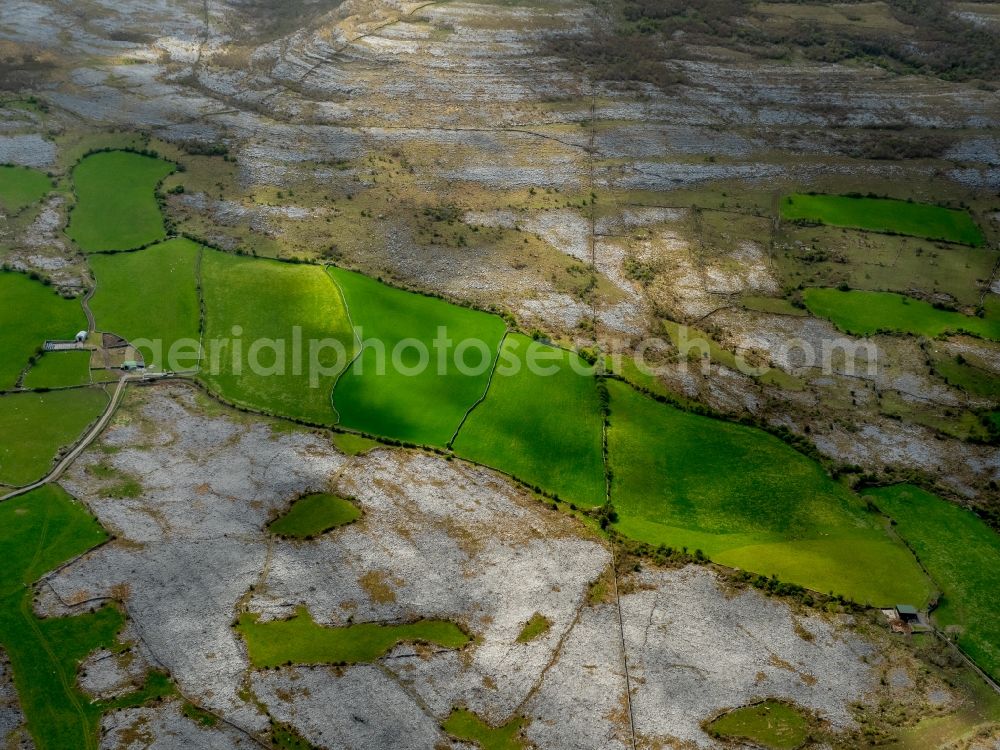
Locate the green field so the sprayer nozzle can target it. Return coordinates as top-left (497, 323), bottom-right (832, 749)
top-left (0, 165), bottom-right (52, 213)
top-left (606, 381), bottom-right (931, 605)
top-left (66, 151), bottom-right (174, 252)
top-left (0, 388), bottom-right (108, 487)
top-left (803, 288), bottom-right (1000, 340)
top-left (442, 709), bottom-right (527, 750)
top-left (89, 238), bottom-right (202, 370)
top-left (452, 334), bottom-right (606, 505)
top-left (0, 272), bottom-right (87, 389)
top-left (0, 485), bottom-right (122, 750)
top-left (236, 607), bottom-right (470, 668)
top-left (22, 351), bottom-right (92, 389)
top-left (931, 355), bottom-right (1000, 399)
top-left (867, 485), bottom-right (1000, 682)
top-left (781, 194), bottom-right (984, 246)
top-left (707, 701), bottom-right (809, 750)
top-left (201, 251), bottom-right (356, 424)
top-left (329, 268), bottom-right (507, 446)
top-left (268, 493), bottom-right (360, 538)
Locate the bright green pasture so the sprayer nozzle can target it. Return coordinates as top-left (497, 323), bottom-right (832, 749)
top-left (0, 165), bottom-right (52, 213)
top-left (867, 484), bottom-right (1000, 682)
top-left (707, 700), bottom-right (809, 750)
top-left (329, 268), bottom-right (507, 446)
top-left (89, 238), bottom-right (202, 370)
top-left (201, 251), bottom-right (356, 424)
top-left (268, 493), bottom-right (360, 538)
top-left (606, 381), bottom-right (931, 605)
top-left (803, 288), bottom-right (1000, 340)
top-left (236, 607), bottom-right (470, 668)
top-left (0, 485), bottom-right (122, 750)
top-left (0, 388), bottom-right (108, 487)
top-left (443, 709), bottom-right (527, 750)
top-left (781, 194), bottom-right (984, 246)
top-left (22, 351), bottom-right (92, 389)
top-left (452, 334), bottom-right (605, 506)
top-left (0, 271), bottom-right (87, 389)
top-left (66, 150), bottom-right (174, 252)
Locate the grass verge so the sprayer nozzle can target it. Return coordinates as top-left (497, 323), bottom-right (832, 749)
top-left (803, 288), bottom-right (1000, 340)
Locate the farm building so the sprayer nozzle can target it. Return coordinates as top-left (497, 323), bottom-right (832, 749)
top-left (75, 330), bottom-right (87, 343)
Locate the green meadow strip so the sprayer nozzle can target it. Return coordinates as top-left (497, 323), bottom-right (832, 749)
top-left (803, 288), bottom-right (1000, 340)
top-left (781, 194), bottom-right (984, 246)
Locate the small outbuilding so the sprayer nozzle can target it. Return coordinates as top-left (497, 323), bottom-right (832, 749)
top-left (121, 360), bottom-right (144, 371)
top-left (895, 605), bottom-right (920, 624)
top-left (75, 330), bottom-right (88, 343)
